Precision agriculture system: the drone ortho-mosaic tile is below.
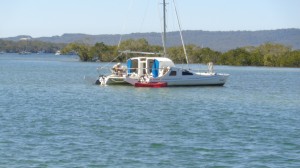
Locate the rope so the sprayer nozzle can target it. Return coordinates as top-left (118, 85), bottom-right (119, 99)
top-left (139, 0), bottom-right (151, 32)
top-left (117, 0), bottom-right (134, 48)
top-left (97, 53), bottom-right (123, 74)
top-left (98, 0), bottom-right (135, 74)
top-left (172, 0), bottom-right (189, 67)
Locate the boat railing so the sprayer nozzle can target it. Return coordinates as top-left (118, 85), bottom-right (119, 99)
top-left (97, 66), bottom-right (112, 75)
top-left (119, 50), bottom-right (163, 55)
top-left (190, 68), bottom-right (212, 73)
top-left (97, 66), bottom-right (127, 76)
top-left (127, 67), bottom-right (169, 77)
top-left (178, 62), bottom-right (215, 74)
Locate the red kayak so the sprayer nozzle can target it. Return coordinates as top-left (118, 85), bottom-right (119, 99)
top-left (135, 82), bottom-right (168, 88)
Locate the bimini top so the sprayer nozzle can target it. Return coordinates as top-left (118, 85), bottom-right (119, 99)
top-left (150, 57), bottom-right (174, 78)
top-left (127, 57), bottom-right (175, 67)
top-left (152, 57), bottom-right (175, 67)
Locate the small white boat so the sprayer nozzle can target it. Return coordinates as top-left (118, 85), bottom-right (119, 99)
top-left (19, 51), bottom-right (31, 55)
top-left (55, 50), bottom-right (61, 55)
top-left (95, 63), bottom-right (128, 85)
top-left (19, 37), bottom-right (31, 55)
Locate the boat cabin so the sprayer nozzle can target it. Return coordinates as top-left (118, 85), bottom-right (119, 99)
top-left (127, 57), bottom-right (175, 77)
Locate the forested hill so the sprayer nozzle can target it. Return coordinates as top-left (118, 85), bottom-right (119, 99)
top-left (2, 29), bottom-right (300, 52)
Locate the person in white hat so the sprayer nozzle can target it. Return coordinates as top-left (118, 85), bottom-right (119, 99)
top-left (113, 63), bottom-right (123, 76)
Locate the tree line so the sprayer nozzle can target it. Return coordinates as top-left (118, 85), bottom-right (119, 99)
top-left (61, 38), bottom-right (300, 67)
top-left (1, 38), bottom-right (299, 67)
top-left (0, 39), bottom-right (66, 53)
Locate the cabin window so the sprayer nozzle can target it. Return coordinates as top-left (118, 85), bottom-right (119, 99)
top-left (148, 60), bottom-right (154, 73)
top-left (131, 60), bottom-right (138, 73)
top-left (182, 70), bottom-right (193, 75)
top-left (169, 71), bottom-right (177, 76)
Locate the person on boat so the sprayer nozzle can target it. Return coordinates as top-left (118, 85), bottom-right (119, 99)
top-left (113, 63), bottom-right (124, 76)
top-left (139, 74), bottom-right (150, 83)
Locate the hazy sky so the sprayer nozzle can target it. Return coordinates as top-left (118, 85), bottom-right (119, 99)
top-left (1, 0), bottom-right (299, 38)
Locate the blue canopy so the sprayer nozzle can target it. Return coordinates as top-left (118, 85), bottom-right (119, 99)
top-left (127, 59), bottom-right (132, 74)
top-left (152, 59), bottom-right (159, 78)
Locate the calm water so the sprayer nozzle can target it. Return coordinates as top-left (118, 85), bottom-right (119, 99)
top-left (0, 53), bottom-right (299, 167)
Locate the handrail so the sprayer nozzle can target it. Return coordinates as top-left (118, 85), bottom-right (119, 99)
top-left (118, 50), bottom-right (163, 55)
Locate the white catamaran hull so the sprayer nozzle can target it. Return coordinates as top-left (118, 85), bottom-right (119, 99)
top-left (125, 58), bottom-right (229, 86)
top-left (151, 74), bottom-right (228, 86)
top-left (125, 73), bottom-right (229, 86)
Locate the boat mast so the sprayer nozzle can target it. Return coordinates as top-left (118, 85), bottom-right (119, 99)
top-left (163, 0), bottom-right (167, 57)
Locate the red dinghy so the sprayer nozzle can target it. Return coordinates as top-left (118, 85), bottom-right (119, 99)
top-left (135, 82), bottom-right (168, 88)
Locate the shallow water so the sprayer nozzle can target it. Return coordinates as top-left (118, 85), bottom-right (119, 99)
top-left (0, 53), bottom-right (300, 167)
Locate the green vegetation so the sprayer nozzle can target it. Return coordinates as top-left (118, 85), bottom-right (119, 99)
top-left (219, 43), bottom-right (300, 67)
top-left (62, 39), bottom-right (300, 67)
top-left (0, 39), bottom-right (65, 53)
top-left (1, 38), bottom-right (299, 67)
top-left (61, 39), bottom-right (163, 62)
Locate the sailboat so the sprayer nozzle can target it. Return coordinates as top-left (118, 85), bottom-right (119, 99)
top-left (124, 0), bottom-right (229, 86)
top-left (19, 37), bottom-right (31, 55)
top-left (96, 0), bottom-right (229, 86)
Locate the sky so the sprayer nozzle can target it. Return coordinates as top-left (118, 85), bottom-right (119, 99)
top-left (0, 0), bottom-right (299, 38)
